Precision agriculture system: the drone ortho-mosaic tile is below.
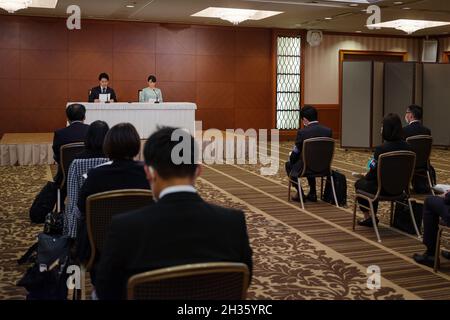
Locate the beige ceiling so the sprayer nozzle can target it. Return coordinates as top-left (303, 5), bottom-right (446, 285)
top-left (3, 0), bottom-right (450, 36)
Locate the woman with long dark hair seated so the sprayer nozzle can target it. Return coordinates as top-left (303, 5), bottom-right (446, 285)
top-left (355, 113), bottom-right (412, 227)
top-left (75, 123), bottom-right (150, 284)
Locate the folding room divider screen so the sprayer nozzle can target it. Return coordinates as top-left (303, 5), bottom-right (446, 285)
top-left (341, 61), bottom-right (384, 149)
top-left (423, 64), bottom-right (450, 146)
top-left (342, 62), bottom-right (450, 148)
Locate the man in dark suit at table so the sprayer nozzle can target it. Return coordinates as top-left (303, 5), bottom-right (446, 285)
top-left (95, 127), bottom-right (253, 300)
top-left (403, 104), bottom-right (431, 139)
top-left (88, 72), bottom-right (117, 103)
top-left (52, 103), bottom-right (89, 186)
top-left (285, 105), bottom-right (333, 203)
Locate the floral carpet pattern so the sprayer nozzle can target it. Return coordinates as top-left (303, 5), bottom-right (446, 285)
top-left (0, 159), bottom-right (421, 300)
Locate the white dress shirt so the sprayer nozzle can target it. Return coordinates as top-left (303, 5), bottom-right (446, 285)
top-left (159, 185), bottom-right (197, 200)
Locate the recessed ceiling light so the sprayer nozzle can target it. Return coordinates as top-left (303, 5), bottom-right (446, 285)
top-left (368, 19), bottom-right (450, 34)
top-left (356, 30), bottom-right (362, 33)
top-left (403, 7), bottom-right (411, 10)
top-left (393, 1), bottom-right (403, 4)
top-left (324, 17), bottom-right (332, 20)
top-left (192, 7), bottom-right (283, 25)
top-left (126, 5), bottom-right (135, 8)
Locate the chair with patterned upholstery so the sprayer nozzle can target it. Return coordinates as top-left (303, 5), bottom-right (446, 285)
top-left (127, 262), bottom-right (250, 300)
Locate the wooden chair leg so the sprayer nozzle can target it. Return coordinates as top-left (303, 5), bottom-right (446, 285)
top-left (297, 177), bottom-right (305, 210)
top-left (433, 227), bottom-right (442, 273)
top-left (352, 196), bottom-right (358, 231)
top-left (369, 200), bottom-right (381, 243)
top-left (407, 199), bottom-right (422, 240)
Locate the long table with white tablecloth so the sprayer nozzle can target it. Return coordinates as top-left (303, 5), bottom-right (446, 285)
top-left (66, 102), bottom-right (197, 139)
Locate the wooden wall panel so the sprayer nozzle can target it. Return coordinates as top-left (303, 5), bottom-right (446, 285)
top-left (0, 16), bottom-right (274, 137)
top-left (0, 49), bottom-right (20, 78)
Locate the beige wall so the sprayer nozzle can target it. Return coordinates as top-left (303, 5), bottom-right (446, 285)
top-left (304, 34), bottom-right (421, 105)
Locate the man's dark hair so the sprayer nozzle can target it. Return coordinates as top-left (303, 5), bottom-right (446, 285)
top-left (300, 105), bottom-right (318, 122)
top-left (66, 103), bottom-right (86, 122)
top-left (103, 123), bottom-right (140, 160)
top-left (382, 113), bottom-right (403, 142)
top-left (144, 127), bottom-right (198, 179)
top-left (407, 104), bottom-right (423, 121)
top-left (147, 75), bottom-right (157, 83)
top-left (98, 72), bottom-right (110, 81)
top-left (85, 120), bottom-right (109, 152)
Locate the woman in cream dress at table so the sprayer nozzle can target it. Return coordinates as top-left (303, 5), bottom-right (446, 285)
top-left (139, 75), bottom-right (163, 103)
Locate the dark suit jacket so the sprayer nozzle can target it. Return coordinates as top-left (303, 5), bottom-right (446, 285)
top-left (52, 122), bottom-right (89, 164)
top-left (288, 122), bottom-right (333, 177)
top-left (77, 159), bottom-right (150, 215)
top-left (365, 140), bottom-right (413, 181)
top-left (88, 86), bottom-right (117, 102)
top-left (95, 192), bottom-right (253, 300)
top-left (403, 121), bottom-right (431, 140)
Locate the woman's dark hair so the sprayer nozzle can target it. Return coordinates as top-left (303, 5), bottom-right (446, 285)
top-left (103, 123), bottom-right (141, 160)
top-left (98, 72), bottom-right (110, 81)
top-left (148, 75), bottom-right (157, 83)
top-left (382, 113), bottom-right (403, 142)
top-left (85, 120), bottom-right (109, 152)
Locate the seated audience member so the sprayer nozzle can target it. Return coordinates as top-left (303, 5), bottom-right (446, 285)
top-left (95, 127), bottom-right (253, 300)
top-left (52, 103), bottom-right (89, 186)
top-left (403, 104), bottom-right (431, 139)
top-left (64, 121), bottom-right (110, 238)
top-left (403, 105), bottom-right (435, 194)
top-left (285, 105), bottom-right (332, 203)
top-left (355, 113), bottom-right (412, 227)
top-left (413, 192), bottom-right (450, 267)
top-left (76, 123), bottom-right (150, 268)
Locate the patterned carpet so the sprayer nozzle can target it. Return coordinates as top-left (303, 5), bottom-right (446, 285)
top-left (1, 143), bottom-right (449, 300)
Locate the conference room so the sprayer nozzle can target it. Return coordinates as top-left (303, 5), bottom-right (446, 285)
top-left (0, 0), bottom-right (449, 310)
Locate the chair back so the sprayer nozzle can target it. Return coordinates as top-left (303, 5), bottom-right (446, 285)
top-left (377, 151), bottom-right (416, 197)
top-left (60, 142), bottom-right (85, 188)
top-left (301, 137), bottom-right (335, 177)
top-left (406, 135), bottom-right (432, 170)
top-left (127, 262), bottom-right (250, 300)
top-left (86, 189), bottom-right (153, 269)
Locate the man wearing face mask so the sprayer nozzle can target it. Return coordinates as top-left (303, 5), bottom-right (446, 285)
top-left (402, 104), bottom-right (431, 139)
top-left (285, 105), bottom-right (332, 203)
top-left (95, 127), bottom-right (253, 300)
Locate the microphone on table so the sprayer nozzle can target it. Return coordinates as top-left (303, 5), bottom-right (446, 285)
top-left (153, 89), bottom-right (160, 104)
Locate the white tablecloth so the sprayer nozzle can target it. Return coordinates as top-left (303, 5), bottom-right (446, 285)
top-left (67, 102), bottom-right (197, 139)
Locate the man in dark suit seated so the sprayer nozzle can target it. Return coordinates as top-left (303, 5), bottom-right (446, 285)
top-left (52, 103), bottom-right (89, 186)
top-left (95, 127), bottom-right (253, 300)
top-left (285, 105), bottom-right (332, 203)
top-left (413, 192), bottom-right (450, 267)
top-left (403, 104), bottom-right (431, 139)
top-left (88, 72), bottom-right (117, 103)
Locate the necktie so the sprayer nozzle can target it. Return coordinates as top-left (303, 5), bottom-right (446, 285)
top-left (102, 88), bottom-right (106, 94)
